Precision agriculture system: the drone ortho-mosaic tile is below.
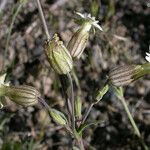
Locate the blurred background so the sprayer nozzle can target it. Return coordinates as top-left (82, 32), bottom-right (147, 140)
top-left (0, 0), bottom-right (150, 149)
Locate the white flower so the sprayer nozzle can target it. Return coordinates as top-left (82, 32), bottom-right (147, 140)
top-left (145, 52), bottom-right (150, 62)
top-left (0, 73), bottom-right (9, 87)
top-left (75, 12), bottom-right (103, 31)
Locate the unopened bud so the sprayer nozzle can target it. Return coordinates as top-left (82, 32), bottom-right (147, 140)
top-left (3, 85), bottom-right (40, 106)
top-left (75, 96), bottom-right (82, 118)
top-left (49, 108), bottom-right (67, 125)
top-left (95, 84), bottom-right (109, 103)
top-left (108, 64), bottom-right (146, 87)
top-left (67, 23), bottom-right (90, 59)
top-left (67, 12), bottom-right (102, 59)
top-left (44, 34), bottom-right (73, 74)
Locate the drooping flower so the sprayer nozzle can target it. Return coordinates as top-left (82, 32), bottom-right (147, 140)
top-left (67, 12), bottom-right (102, 59)
top-left (145, 52), bottom-right (150, 62)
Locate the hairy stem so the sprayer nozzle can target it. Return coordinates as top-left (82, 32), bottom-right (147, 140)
top-left (36, 0), bottom-right (50, 39)
top-left (82, 97), bottom-right (104, 124)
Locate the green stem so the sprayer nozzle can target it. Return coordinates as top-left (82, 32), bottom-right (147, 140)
top-left (4, 1), bottom-right (25, 69)
top-left (67, 73), bottom-right (75, 131)
top-left (36, 0), bottom-right (50, 39)
top-left (118, 96), bottom-right (148, 150)
top-left (119, 97), bottom-right (140, 137)
top-left (82, 103), bottom-right (94, 124)
top-left (77, 137), bottom-right (84, 150)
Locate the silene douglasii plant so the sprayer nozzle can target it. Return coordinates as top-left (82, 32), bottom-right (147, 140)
top-left (0, 0), bottom-right (150, 149)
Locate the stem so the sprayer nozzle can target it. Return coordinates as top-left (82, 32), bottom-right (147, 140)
top-left (82, 97), bottom-right (104, 124)
top-left (120, 97), bottom-right (141, 137)
top-left (4, 2), bottom-right (24, 70)
top-left (77, 137), bottom-right (85, 150)
top-left (82, 103), bottom-right (94, 124)
top-left (82, 82), bottom-right (109, 124)
top-left (118, 96), bottom-right (148, 150)
top-left (67, 73), bottom-right (75, 131)
top-left (38, 97), bottom-right (51, 110)
top-left (72, 68), bottom-right (81, 93)
top-left (36, 0), bottom-right (50, 40)
top-left (59, 75), bottom-right (72, 125)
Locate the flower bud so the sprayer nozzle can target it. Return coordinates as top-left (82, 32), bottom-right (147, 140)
top-left (49, 108), bottom-right (67, 125)
top-left (44, 34), bottom-right (73, 74)
top-left (3, 85), bottom-right (40, 106)
top-left (75, 96), bottom-right (82, 118)
top-left (94, 84), bottom-right (109, 103)
top-left (67, 12), bottom-right (102, 59)
top-left (67, 23), bottom-right (90, 59)
top-left (108, 64), bottom-right (145, 87)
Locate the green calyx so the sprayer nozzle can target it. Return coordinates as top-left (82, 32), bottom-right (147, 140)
top-left (45, 34), bottom-right (73, 74)
top-left (132, 63), bottom-right (150, 80)
top-left (0, 85), bottom-right (7, 97)
top-left (95, 84), bottom-right (109, 103)
top-left (49, 108), bottom-right (67, 125)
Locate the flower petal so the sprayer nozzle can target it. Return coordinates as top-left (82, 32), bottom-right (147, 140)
top-left (75, 12), bottom-right (85, 19)
top-left (145, 52), bottom-right (150, 62)
top-left (0, 74), bottom-right (6, 85)
top-left (92, 22), bottom-right (103, 31)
